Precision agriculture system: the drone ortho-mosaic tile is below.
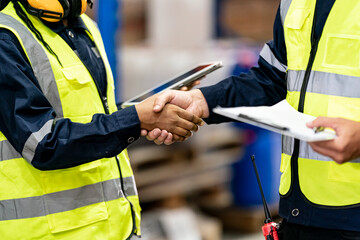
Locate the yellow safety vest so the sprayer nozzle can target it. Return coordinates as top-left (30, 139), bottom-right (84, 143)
top-left (279, 0), bottom-right (360, 207)
top-left (0, 3), bottom-right (141, 239)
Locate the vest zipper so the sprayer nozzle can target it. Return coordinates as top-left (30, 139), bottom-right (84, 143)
top-left (80, 26), bottom-right (138, 232)
top-left (93, 81), bottom-right (137, 238)
top-left (102, 96), bottom-right (110, 115)
top-left (289, 2), bottom-right (321, 196)
top-left (80, 23), bottom-right (138, 234)
top-left (298, 24), bottom-right (319, 113)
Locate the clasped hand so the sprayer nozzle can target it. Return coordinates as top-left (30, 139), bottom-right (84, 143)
top-left (139, 89), bottom-right (209, 145)
top-left (135, 92), bottom-right (204, 144)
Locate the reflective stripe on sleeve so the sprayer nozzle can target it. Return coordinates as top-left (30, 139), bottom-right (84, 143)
top-left (0, 176), bottom-right (137, 221)
top-left (260, 43), bottom-right (287, 73)
top-left (22, 120), bottom-right (53, 163)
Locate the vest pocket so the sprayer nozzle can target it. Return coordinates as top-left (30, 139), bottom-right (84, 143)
top-left (41, 161), bottom-right (109, 233)
top-left (57, 64), bottom-right (104, 117)
top-left (322, 34), bottom-right (360, 70)
top-left (284, 7), bottom-right (311, 69)
top-left (61, 64), bottom-right (92, 85)
top-left (285, 8), bottom-right (310, 30)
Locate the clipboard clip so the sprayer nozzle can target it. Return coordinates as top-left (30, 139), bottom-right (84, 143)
top-left (238, 114), bottom-right (289, 131)
top-left (314, 126), bottom-right (325, 133)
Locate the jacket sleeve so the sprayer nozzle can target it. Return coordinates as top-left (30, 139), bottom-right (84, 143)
top-left (200, 6), bottom-right (288, 124)
top-left (0, 29), bottom-right (141, 170)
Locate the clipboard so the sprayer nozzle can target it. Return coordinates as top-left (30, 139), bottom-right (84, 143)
top-left (213, 100), bottom-right (336, 142)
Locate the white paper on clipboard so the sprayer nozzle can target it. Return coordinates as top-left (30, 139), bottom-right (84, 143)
top-left (213, 100), bottom-right (336, 142)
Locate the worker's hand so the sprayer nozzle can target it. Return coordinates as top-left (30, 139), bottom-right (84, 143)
top-left (141, 84), bottom-right (205, 145)
top-left (141, 89), bottom-right (209, 145)
top-left (153, 89), bottom-right (210, 118)
top-left (306, 117), bottom-right (360, 164)
top-left (135, 94), bottom-right (204, 142)
top-left (140, 128), bottom-right (174, 145)
top-left (179, 79), bottom-right (201, 91)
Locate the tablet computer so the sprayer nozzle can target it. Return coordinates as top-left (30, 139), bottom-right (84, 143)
top-left (121, 61), bottom-right (223, 108)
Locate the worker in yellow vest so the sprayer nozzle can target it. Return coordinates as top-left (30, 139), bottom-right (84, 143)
top-left (0, 0), bottom-right (203, 239)
top-left (148, 0), bottom-right (360, 239)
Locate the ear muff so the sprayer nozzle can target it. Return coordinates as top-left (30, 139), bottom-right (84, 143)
top-left (22, 0), bottom-right (91, 22)
top-left (22, 0), bottom-right (70, 22)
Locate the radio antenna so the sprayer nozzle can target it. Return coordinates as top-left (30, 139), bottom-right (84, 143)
top-left (251, 154), bottom-right (272, 223)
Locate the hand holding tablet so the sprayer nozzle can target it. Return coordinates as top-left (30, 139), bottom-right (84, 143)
top-left (121, 61), bottom-right (222, 108)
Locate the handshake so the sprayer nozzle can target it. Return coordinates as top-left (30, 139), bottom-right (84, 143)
top-left (135, 89), bottom-right (209, 145)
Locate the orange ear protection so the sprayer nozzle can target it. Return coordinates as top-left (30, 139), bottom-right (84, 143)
top-left (20, 0), bottom-right (93, 22)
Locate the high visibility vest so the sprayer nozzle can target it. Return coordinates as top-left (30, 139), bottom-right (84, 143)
top-left (279, 0), bottom-right (360, 207)
top-left (0, 3), bottom-right (141, 239)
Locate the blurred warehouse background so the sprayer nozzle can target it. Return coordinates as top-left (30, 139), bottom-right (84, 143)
top-left (91, 0), bottom-right (281, 239)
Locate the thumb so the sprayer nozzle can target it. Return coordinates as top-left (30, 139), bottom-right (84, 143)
top-left (306, 117), bottom-right (336, 129)
top-left (153, 90), bottom-right (176, 113)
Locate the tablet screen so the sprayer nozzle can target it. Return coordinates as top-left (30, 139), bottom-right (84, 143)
top-left (121, 61), bottom-right (222, 108)
top-left (129, 63), bottom-right (213, 102)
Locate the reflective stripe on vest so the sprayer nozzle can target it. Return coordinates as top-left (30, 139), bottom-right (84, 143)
top-left (280, 0), bottom-right (360, 207)
top-left (0, 177), bottom-right (137, 221)
top-left (287, 70), bottom-right (360, 98)
top-left (0, 140), bottom-right (22, 160)
top-left (282, 135), bottom-right (360, 163)
top-left (0, 13), bottom-right (63, 118)
top-left (280, 0), bottom-right (292, 25)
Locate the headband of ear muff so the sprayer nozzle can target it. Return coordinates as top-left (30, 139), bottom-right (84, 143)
top-left (67, 0), bottom-right (87, 21)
